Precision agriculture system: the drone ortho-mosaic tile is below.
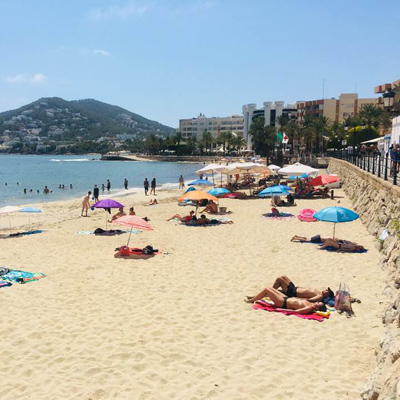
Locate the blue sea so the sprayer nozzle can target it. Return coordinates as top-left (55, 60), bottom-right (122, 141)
top-left (0, 155), bottom-right (202, 206)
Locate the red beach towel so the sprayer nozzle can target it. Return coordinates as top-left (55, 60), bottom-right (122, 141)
top-left (253, 300), bottom-right (328, 322)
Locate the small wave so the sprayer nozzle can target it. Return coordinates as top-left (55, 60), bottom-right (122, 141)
top-left (50, 158), bottom-right (91, 162)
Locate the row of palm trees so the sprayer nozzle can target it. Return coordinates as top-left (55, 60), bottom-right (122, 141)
top-left (274, 103), bottom-right (390, 154)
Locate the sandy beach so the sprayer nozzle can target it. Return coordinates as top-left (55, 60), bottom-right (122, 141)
top-left (0, 185), bottom-right (385, 399)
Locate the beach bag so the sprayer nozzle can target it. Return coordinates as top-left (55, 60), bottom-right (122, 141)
top-left (119, 246), bottom-right (131, 256)
top-left (335, 282), bottom-right (354, 316)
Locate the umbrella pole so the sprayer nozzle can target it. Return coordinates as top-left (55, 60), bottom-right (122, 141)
top-left (212, 172), bottom-right (215, 187)
top-left (127, 225), bottom-right (133, 247)
top-left (105, 212), bottom-right (108, 230)
top-left (333, 223), bottom-right (336, 239)
top-left (9, 215), bottom-right (12, 235)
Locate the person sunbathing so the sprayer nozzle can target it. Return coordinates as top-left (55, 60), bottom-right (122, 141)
top-left (195, 214), bottom-right (210, 225)
top-left (319, 238), bottom-right (364, 252)
top-left (167, 210), bottom-right (195, 222)
top-left (247, 275), bottom-right (334, 303)
top-left (109, 207), bottom-right (126, 222)
top-left (245, 287), bottom-right (327, 314)
top-left (200, 200), bottom-right (218, 214)
top-left (291, 234), bottom-right (331, 243)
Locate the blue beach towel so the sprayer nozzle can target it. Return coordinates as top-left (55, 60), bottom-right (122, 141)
top-left (0, 269), bottom-right (46, 284)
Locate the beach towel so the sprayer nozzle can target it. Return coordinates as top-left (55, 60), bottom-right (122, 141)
top-left (0, 230), bottom-right (44, 239)
top-left (262, 213), bottom-right (294, 220)
top-left (0, 269), bottom-right (46, 284)
top-left (0, 281), bottom-right (12, 288)
top-left (115, 246), bottom-right (160, 259)
top-left (319, 246), bottom-right (368, 253)
top-left (253, 299), bottom-right (328, 322)
top-left (297, 208), bottom-right (317, 222)
top-left (75, 230), bottom-right (141, 235)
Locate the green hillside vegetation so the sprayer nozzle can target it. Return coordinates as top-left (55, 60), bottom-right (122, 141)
top-left (0, 97), bottom-right (174, 140)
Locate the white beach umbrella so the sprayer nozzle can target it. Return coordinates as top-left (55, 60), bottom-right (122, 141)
top-left (226, 162), bottom-right (270, 175)
top-left (267, 164), bottom-right (281, 171)
top-left (196, 164), bottom-right (228, 186)
top-left (278, 162), bottom-right (318, 176)
top-left (0, 206), bottom-right (23, 234)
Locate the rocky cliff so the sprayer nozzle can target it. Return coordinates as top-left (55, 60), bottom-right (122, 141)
top-left (329, 158), bottom-right (400, 399)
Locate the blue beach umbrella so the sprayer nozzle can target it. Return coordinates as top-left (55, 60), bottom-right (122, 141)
top-left (19, 207), bottom-right (42, 231)
top-left (271, 185), bottom-right (294, 192)
top-left (185, 186), bottom-right (196, 194)
top-left (208, 188), bottom-right (230, 196)
top-left (258, 186), bottom-right (290, 197)
top-left (188, 179), bottom-right (214, 187)
top-left (313, 206), bottom-right (359, 238)
top-left (288, 174), bottom-right (309, 180)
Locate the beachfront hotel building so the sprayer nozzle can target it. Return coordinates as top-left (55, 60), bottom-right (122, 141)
top-left (296, 93), bottom-right (378, 124)
top-left (179, 114), bottom-right (244, 140)
top-left (242, 102), bottom-right (297, 149)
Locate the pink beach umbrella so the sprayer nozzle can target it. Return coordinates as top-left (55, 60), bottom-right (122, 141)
top-left (112, 215), bottom-right (153, 246)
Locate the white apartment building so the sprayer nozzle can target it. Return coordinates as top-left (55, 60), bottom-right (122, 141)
top-left (243, 101), bottom-right (297, 149)
top-left (179, 114), bottom-right (244, 140)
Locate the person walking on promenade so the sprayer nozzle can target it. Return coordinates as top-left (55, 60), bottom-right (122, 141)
top-left (81, 191), bottom-right (92, 217)
top-left (150, 178), bottom-right (156, 195)
top-left (107, 179), bottom-right (111, 193)
top-left (124, 178), bottom-right (128, 190)
top-left (179, 175), bottom-right (184, 189)
top-left (93, 185), bottom-right (100, 202)
top-left (144, 178), bottom-right (149, 195)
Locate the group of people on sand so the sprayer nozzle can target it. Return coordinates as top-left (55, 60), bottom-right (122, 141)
top-left (291, 235), bottom-right (365, 252)
top-left (245, 275), bottom-right (334, 314)
top-left (167, 210), bottom-right (233, 226)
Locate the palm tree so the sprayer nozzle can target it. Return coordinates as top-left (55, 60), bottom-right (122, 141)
top-left (249, 116), bottom-right (276, 163)
top-left (202, 131), bottom-right (213, 153)
top-left (231, 135), bottom-right (246, 152)
top-left (284, 120), bottom-right (298, 154)
top-left (327, 121), bottom-right (346, 151)
top-left (358, 104), bottom-right (384, 129)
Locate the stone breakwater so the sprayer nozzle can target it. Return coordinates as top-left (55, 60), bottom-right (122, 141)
top-left (329, 158), bottom-right (400, 399)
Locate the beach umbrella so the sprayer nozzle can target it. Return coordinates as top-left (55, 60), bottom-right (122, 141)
top-left (92, 199), bottom-right (124, 229)
top-left (185, 186), bottom-right (196, 194)
top-left (0, 206), bottom-right (23, 234)
top-left (112, 215), bottom-right (153, 246)
top-left (258, 187), bottom-right (290, 197)
top-left (178, 191), bottom-right (219, 203)
top-left (278, 162), bottom-right (318, 176)
top-left (268, 164), bottom-right (281, 171)
top-left (313, 206), bottom-right (359, 238)
top-left (196, 164), bottom-right (227, 185)
top-left (19, 207), bottom-right (42, 232)
top-left (188, 179), bottom-right (214, 187)
top-left (287, 174), bottom-right (309, 180)
top-left (309, 175), bottom-right (339, 186)
top-left (208, 188), bottom-right (230, 197)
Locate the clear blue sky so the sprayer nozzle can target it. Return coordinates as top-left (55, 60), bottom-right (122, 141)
top-left (1, 0), bottom-right (399, 127)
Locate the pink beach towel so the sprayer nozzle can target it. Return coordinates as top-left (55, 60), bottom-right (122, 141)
top-left (297, 208), bottom-right (317, 222)
top-left (253, 300), bottom-right (328, 322)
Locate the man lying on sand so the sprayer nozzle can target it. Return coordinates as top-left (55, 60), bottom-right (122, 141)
top-left (186, 214), bottom-right (233, 226)
top-left (245, 287), bottom-right (327, 314)
top-left (319, 238), bottom-right (364, 252)
top-left (291, 235), bottom-right (364, 252)
top-left (246, 275), bottom-right (334, 303)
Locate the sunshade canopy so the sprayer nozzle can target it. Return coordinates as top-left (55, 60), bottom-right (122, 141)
top-left (93, 199), bottom-right (124, 208)
top-left (309, 175), bottom-right (339, 186)
top-left (179, 191), bottom-right (219, 203)
top-left (188, 179), bottom-right (214, 186)
top-left (313, 206), bottom-right (358, 223)
top-left (196, 164), bottom-right (227, 175)
top-left (278, 162), bottom-right (318, 176)
top-left (20, 207), bottom-right (42, 213)
top-left (0, 206), bottom-right (22, 214)
top-left (112, 215), bottom-right (153, 231)
top-left (258, 187), bottom-right (290, 197)
top-left (208, 188), bottom-right (230, 196)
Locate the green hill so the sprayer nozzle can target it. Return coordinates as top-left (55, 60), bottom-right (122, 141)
top-left (0, 97), bottom-right (175, 140)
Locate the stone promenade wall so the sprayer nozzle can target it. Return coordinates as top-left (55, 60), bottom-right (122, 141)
top-left (329, 158), bottom-right (400, 399)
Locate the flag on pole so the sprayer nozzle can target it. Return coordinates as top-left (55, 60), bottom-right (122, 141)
top-left (277, 132), bottom-right (289, 143)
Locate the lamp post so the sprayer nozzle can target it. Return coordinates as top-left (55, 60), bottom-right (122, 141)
top-left (383, 89), bottom-right (395, 110)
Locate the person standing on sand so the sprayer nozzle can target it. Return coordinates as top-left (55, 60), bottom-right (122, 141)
top-left (124, 178), bottom-right (128, 190)
top-left (150, 178), bottom-right (156, 195)
top-left (93, 185), bottom-right (100, 202)
top-left (179, 175), bottom-right (184, 189)
top-left (81, 191), bottom-right (92, 217)
top-left (144, 178), bottom-right (149, 195)
top-left (107, 179), bottom-right (111, 193)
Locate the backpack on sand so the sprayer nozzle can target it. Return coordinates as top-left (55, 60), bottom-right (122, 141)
top-left (335, 282), bottom-right (355, 317)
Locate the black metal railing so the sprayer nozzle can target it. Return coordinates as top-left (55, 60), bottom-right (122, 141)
top-left (330, 151), bottom-right (398, 186)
